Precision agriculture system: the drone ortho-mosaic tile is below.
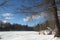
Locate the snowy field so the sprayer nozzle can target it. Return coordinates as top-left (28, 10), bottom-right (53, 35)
top-left (0, 31), bottom-right (60, 40)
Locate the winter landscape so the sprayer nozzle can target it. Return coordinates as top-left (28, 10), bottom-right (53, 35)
top-left (0, 0), bottom-right (60, 40)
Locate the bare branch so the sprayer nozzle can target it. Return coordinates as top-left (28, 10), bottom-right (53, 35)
top-left (0, 0), bottom-right (9, 6)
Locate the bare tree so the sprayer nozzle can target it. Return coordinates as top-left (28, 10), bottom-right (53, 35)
top-left (51, 0), bottom-right (60, 37)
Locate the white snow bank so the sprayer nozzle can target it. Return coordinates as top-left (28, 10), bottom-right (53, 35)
top-left (0, 31), bottom-right (59, 40)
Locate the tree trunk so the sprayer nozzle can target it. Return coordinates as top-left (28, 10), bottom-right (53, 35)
top-left (51, 0), bottom-right (60, 37)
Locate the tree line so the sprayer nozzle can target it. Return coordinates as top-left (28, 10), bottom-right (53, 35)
top-left (0, 21), bottom-right (34, 31)
top-left (0, 19), bottom-right (59, 31)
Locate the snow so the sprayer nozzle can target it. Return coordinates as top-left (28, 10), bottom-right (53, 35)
top-left (0, 31), bottom-right (60, 40)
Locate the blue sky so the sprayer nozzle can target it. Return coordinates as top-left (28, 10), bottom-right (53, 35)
top-left (0, 0), bottom-right (48, 26)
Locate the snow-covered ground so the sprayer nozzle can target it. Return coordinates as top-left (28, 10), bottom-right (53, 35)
top-left (0, 31), bottom-right (60, 40)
